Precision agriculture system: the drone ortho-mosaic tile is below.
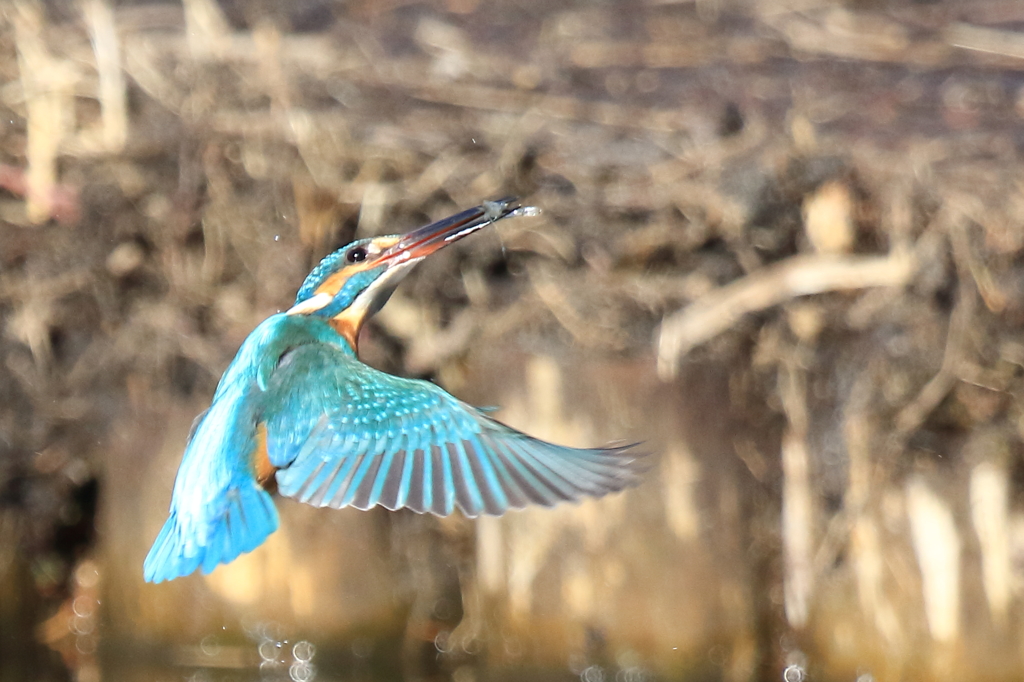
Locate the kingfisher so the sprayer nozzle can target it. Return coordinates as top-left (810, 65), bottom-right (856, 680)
top-left (144, 198), bottom-right (642, 583)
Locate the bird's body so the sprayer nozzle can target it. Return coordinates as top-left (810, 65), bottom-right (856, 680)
top-left (145, 199), bottom-right (641, 583)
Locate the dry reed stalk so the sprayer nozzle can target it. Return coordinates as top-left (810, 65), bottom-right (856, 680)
top-left (779, 362), bottom-right (813, 629)
top-left (181, 0), bottom-right (230, 57)
top-left (13, 1), bottom-right (76, 224)
top-left (970, 460), bottom-right (1011, 627)
top-left (842, 371), bottom-right (904, 647)
top-left (81, 0), bottom-right (127, 153)
top-left (905, 477), bottom-right (960, 642)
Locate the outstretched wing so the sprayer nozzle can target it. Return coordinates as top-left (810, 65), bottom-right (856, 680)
top-left (261, 343), bottom-right (641, 517)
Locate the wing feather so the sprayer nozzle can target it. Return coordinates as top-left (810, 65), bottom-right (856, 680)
top-left (431, 443), bottom-right (454, 516)
top-left (516, 439), bottom-right (614, 494)
top-left (488, 436), bottom-right (564, 506)
top-left (378, 447), bottom-right (408, 511)
top-left (349, 450), bottom-right (385, 510)
top-left (404, 447), bottom-right (427, 513)
top-left (474, 435), bottom-right (530, 510)
top-left (464, 435), bottom-right (509, 515)
top-left (449, 441), bottom-right (483, 517)
top-left (366, 444), bottom-right (398, 509)
top-left (263, 343), bottom-right (642, 517)
top-left (297, 428), bottom-right (345, 505)
top-left (326, 452), bottom-right (366, 509)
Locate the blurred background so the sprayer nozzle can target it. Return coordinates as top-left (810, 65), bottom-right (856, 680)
top-left (2, 0), bottom-right (1024, 681)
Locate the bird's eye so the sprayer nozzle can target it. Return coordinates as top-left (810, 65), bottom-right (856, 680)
top-left (346, 247), bottom-right (368, 263)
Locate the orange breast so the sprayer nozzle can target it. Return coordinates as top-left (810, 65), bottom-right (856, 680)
top-left (252, 423), bottom-right (278, 492)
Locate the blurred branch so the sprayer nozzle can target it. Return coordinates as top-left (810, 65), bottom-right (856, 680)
top-left (893, 215), bottom-right (977, 435)
top-left (529, 265), bottom-right (630, 352)
top-left (657, 250), bottom-right (916, 379)
top-left (946, 22), bottom-right (1024, 61)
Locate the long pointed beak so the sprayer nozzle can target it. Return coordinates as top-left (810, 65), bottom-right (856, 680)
top-left (286, 198), bottom-right (536, 320)
top-left (380, 197), bottom-right (531, 265)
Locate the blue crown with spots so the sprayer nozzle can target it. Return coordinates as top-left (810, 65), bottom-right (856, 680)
top-left (295, 237), bottom-right (383, 304)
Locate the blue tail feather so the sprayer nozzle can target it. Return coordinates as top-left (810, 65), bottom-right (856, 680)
top-left (143, 484), bottom-right (278, 583)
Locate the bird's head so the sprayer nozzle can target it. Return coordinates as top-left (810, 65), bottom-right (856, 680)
top-left (286, 197), bottom-right (533, 349)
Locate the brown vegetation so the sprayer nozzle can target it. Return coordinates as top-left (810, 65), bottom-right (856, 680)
top-left (3, 1), bottom-right (1024, 681)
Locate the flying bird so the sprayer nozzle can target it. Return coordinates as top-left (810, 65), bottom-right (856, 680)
top-left (144, 198), bottom-right (642, 583)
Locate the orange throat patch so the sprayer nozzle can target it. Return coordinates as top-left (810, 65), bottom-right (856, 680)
top-left (329, 307), bottom-right (365, 352)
